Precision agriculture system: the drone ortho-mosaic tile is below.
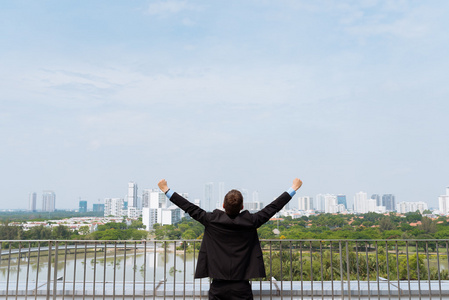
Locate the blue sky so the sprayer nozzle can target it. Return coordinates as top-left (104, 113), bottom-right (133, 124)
top-left (1, 0), bottom-right (448, 209)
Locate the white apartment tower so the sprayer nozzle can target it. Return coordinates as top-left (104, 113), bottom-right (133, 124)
top-left (298, 196), bottom-right (313, 211)
top-left (398, 201), bottom-right (428, 214)
top-left (42, 191), bottom-right (56, 212)
top-left (104, 198), bottom-right (125, 217)
top-left (29, 192), bottom-right (37, 212)
top-left (142, 190), bottom-right (184, 230)
top-left (315, 194), bottom-right (326, 211)
top-left (204, 182), bottom-right (214, 211)
top-left (128, 182), bottom-right (138, 208)
top-left (438, 187), bottom-right (449, 215)
top-left (324, 194), bottom-right (338, 213)
top-left (354, 191), bottom-right (368, 214)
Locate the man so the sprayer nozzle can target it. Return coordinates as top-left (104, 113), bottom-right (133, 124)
top-left (158, 178), bottom-right (302, 300)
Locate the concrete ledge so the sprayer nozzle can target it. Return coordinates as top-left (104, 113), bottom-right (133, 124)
top-left (2, 280), bottom-right (449, 299)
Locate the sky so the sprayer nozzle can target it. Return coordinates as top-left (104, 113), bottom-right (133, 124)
top-left (1, 0), bottom-right (449, 210)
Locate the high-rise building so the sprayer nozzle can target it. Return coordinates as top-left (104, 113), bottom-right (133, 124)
top-left (204, 182), bottom-right (214, 211)
top-left (315, 194), bottom-right (326, 211)
top-left (337, 195), bottom-right (347, 208)
top-left (104, 198), bottom-right (125, 217)
top-left (298, 196), bottom-right (313, 211)
top-left (147, 189), bottom-right (167, 209)
top-left (353, 192), bottom-right (368, 214)
top-left (93, 203), bottom-right (105, 213)
top-left (354, 192), bottom-right (379, 214)
top-left (79, 200), bottom-right (87, 213)
top-left (382, 194), bottom-right (396, 211)
top-left (438, 187), bottom-right (449, 215)
top-left (142, 192), bottom-right (185, 230)
top-left (244, 201), bottom-right (263, 211)
top-left (128, 182), bottom-right (138, 208)
top-left (28, 192), bottom-right (37, 212)
top-left (128, 206), bottom-right (142, 218)
top-left (142, 189), bottom-right (151, 208)
top-left (42, 191), bottom-right (56, 212)
top-left (371, 194), bottom-right (381, 206)
top-left (324, 194), bottom-right (338, 213)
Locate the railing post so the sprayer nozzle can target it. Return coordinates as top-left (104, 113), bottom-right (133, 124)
top-left (46, 241), bottom-right (52, 300)
top-left (346, 241), bottom-right (351, 300)
top-left (53, 241), bottom-right (59, 300)
top-left (16, 242), bottom-right (22, 300)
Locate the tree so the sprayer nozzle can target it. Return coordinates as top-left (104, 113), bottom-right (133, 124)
top-left (181, 229), bottom-right (197, 240)
top-left (25, 225), bottom-right (51, 240)
top-left (78, 226), bottom-right (90, 236)
top-left (419, 217), bottom-right (436, 234)
top-left (405, 211), bottom-right (422, 223)
top-left (379, 217), bottom-right (396, 231)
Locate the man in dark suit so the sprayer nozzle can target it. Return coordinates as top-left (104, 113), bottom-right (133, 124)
top-left (158, 178), bottom-right (302, 300)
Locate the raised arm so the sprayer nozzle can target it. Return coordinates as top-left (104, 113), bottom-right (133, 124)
top-left (158, 179), bottom-right (208, 225)
top-left (252, 178), bottom-right (302, 228)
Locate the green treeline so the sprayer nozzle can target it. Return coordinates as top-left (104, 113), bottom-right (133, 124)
top-left (0, 211), bottom-right (104, 222)
top-left (0, 219), bottom-right (147, 242)
top-left (2, 210), bottom-right (449, 243)
top-left (262, 243), bottom-right (448, 281)
top-left (147, 211), bottom-right (448, 241)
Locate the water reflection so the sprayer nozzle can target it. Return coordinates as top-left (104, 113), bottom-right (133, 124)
top-left (0, 246), bottom-right (197, 283)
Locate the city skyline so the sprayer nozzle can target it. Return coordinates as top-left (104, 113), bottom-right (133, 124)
top-left (21, 180), bottom-right (445, 211)
top-left (2, 1), bottom-right (449, 209)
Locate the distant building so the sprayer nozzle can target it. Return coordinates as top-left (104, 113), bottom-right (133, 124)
top-left (315, 194), bottom-right (326, 212)
top-left (28, 192), bottom-right (37, 212)
top-left (438, 187), bottom-right (449, 215)
top-left (104, 198), bottom-right (125, 217)
top-left (42, 191), bottom-right (56, 212)
top-left (142, 207), bottom-right (158, 229)
top-left (354, 192), bottom-right (368, 214)
top-left (382, 194), bottom-right (396, 211)
top-left (324, 194), bottom-right (338, 213)
top-left (371, 194), bottom-right (381, 206)
top-left (298, 196), bottom-right (313, 211)
top-left (337, 195), bottom-right (347, 209)
top-left (142, 190), bottom-right (185, 230)
top-left (146, 189), bottom-right (167, 209)
top-left (142, 189), bottom-right (151, 208)
top-left (128, 206), bottom-right (142, 218)
top-left (161, 206), bottom-right (182, 225)
top-left (93, 203), bottom-right (105, 213)
top-left (398, 201), bottom-right (428, 214)
top-left (79, 200), bottom-right (87, 213)
top-left (128, 182), bottom-right (138, 208)
top-left (245, 201), bottom-right (264, 211)
top-left (204, 182), bottom-right (214, 211)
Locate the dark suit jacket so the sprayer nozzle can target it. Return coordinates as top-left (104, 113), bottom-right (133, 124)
top-left (169, 191), bottom-right (292, 280)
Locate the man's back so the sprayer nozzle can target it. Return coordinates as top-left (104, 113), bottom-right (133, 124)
top-left (158, 178), bottom-right (302, 300)
top-left (169, 191), bottom-right (293, 279)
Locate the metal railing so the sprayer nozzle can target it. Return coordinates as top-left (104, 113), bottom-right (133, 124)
top-left (1, 239), bottom-right (449, 299)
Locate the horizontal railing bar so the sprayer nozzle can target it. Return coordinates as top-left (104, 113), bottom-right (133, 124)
top-left (1, 239), bottom-right (449, 242)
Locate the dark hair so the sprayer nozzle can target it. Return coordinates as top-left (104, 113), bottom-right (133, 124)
top-left (223, 189), bottom-right (243, 216)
